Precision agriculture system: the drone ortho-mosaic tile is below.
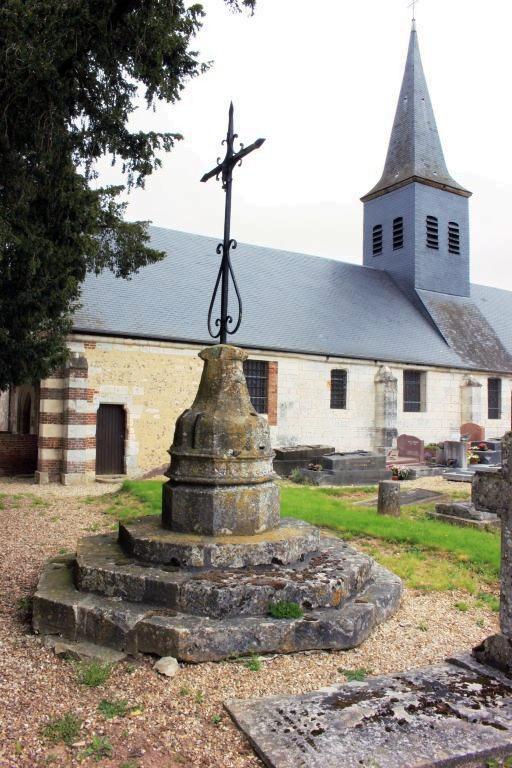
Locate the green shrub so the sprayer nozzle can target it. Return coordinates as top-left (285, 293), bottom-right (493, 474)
top-left (41, 713), bottom-right (81, 745)
top-left (268, 601), bottom-right (303, 619)
top-left (289, 468), bottom-right (303, 484)
top-left (80, 736), bottom-right (113, 762)
top-left (74, 660), bottom-right (112, 687)
top-left (98, 699), bottom-right (128, 718)
top-left (339, 667), bottom-right (371, 682)
top-left (244, 654), bottom-right (262, 671)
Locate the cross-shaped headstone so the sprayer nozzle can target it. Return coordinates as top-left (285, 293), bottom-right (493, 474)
top-left (201, 103), bottom-right (265, 344)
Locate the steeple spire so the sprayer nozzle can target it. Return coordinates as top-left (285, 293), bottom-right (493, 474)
top-left (362, 25), bottom-right (470, 201)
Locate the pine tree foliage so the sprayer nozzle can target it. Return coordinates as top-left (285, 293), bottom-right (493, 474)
top-left (0, 0), bottom-right (255, 390)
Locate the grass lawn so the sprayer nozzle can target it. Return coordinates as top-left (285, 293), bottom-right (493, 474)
top-left (114, 479), bottom-right (500, 601)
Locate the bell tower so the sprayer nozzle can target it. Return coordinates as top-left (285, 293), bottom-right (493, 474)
top-left (361, 23), bottom-right (472, 298)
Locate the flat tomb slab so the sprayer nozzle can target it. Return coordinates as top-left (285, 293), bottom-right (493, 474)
top-left (355, 488), bottom-right (446, 507)
top-left (119, 516), bottom-right (320, 568)
top-left (76, 534), bottom-right (374, 618)
top-left (225, 656), bottom-right (512, 768)
top-left (428, 511), bottom-right (500, 530)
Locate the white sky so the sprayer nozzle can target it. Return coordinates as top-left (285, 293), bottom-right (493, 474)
top-left (97, 0), bottom-right (512, 290)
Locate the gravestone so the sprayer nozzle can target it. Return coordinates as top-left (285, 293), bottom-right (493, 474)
top-left (460, 422), bottom-right (485, 442)
top-left (474, 430), bottom-right (512, 673)
top-left (443, 439), bottom-right (468, 469)
top-left (33, 345), bottom-right (401, 661)
top-left (377, 480), bottom-right (400, 517)
top-left (473, 466), bottom-right (505, 514)
top-left (396, 434), bottom-right (424, 462)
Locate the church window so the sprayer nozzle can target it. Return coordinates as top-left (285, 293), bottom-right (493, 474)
top-left (448, 222), bottom-right (460, 254)
top-left (403, 370), bottom-right (425, 412)
top-left (330, 370), bottom-right (347, 409)
top-left (488, 378), bottom-right (501, 420)
top-left (426, 216), bottom-right (439, 249)
top-left (393, 217), bottom-right (404, 250)
top-left (372, 225), bottom-right (383, 256)
top-left (243, 359), bottom-right (268, 414)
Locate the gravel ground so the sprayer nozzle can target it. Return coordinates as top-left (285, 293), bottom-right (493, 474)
top-left (0, 484), bottom-right (498, 768)
top-left (0, 476), bottom-right (121, 498)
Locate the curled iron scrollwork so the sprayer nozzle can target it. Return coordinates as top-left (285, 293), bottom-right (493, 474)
top-left (207, 240), bottom-right (242, 340)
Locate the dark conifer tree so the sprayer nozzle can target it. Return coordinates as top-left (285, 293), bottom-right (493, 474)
top-left (0, 0), bottom-right (254, 389)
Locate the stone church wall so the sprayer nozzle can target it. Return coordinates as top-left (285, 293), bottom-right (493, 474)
top-left (33, 334), bottom-right (512, 482)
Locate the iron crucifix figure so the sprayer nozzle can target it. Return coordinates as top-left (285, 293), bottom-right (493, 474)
top-left (201, 103), bottom-right (265, 344)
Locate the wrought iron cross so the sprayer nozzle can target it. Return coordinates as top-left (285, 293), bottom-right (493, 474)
top-left (201, 103), bottom-right (265, 344)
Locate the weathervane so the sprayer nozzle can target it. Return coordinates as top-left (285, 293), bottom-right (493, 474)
top-left (201, 103), bottom-right (265, 344)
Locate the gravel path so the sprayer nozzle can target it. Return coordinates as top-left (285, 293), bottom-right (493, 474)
top-left (0, 486), bottom-right (498, 768)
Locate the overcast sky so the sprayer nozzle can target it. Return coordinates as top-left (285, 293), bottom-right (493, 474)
top-left (98, 0), bottom-right (512, 290)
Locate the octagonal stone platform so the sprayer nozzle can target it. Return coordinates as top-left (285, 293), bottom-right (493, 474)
top-left (33, 521), bottom-right (402, 662)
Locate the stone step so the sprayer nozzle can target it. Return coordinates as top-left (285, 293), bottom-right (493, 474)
top-left (33, 554), bottom-right (402, 663)
top-left (75, 534), bottom-right (375, 618)
top-left (119, 515), bottom-right (321, 568)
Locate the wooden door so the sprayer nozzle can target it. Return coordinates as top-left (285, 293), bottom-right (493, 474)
top-left (96, 404), bottom-right (125, 475)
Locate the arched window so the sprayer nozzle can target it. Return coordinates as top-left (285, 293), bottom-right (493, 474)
top-left (426, 216), bottom-right (439, 249)
top-left (372, 224), bottom-right (383, 256)
top-left (393, 217), bottom-right (404, 250)
top-left (448, 222), bottom-right (460, 254)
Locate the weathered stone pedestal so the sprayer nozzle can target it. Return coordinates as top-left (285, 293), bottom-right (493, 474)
top-left (33, 346), bottom-right (401, 662)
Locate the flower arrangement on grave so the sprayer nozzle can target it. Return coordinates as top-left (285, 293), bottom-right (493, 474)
top-left (467, 449), bottom-right (480, 465)
top-left (391, 466), bottom-right (414, 480)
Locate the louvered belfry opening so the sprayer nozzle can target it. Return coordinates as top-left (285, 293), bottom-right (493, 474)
top-left (448, 221), bottom-right (460, 254)
top-left (96, 404), bottom-right (125, 475)
top-left (392, 217), bottom-right (404, 250)
top-left (372, 224), bottom-right (383, 255)
top-left (426, 216), bottom-right (439, 249)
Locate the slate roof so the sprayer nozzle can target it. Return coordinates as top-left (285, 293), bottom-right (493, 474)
top-left (362, 24), bottom-right (470, 201)
top-left (73, 226), bottom-right (512, 374)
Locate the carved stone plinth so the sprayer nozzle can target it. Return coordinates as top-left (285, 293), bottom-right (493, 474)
top-left (162, 345), bottom-right (279, 536)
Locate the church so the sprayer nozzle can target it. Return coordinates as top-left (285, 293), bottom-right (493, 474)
top-left (1, 24), bottom-right (512, 484)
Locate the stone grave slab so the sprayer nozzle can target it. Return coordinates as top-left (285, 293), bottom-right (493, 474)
top-left (355, 487), bottom-right (446, 508)
top-left (429, 502), bottom-right (500, 530)
top-left (225, 655), bottom-right (512, 768)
